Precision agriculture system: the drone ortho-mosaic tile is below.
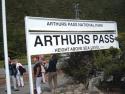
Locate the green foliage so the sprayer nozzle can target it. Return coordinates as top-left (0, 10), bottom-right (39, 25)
top-left (94, 47), bottom-right (125, 83)
top-left (119, 33), bottom-right (125, 51)
top-left (62, 51), bottom-right (93, 83)
top-left (62, 47), bottom-right (125, 84)
top-left (0, 60), bottom-right (4, 68)
top-left (93, 50), bottom-right (111, 69)
top-left (94, 48), bottom-right (121, 69)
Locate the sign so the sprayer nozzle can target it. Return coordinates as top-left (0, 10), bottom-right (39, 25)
top-left (25, 16), bottom-right (119, 94)
top-left (25, 17), bottom-right (119, 55)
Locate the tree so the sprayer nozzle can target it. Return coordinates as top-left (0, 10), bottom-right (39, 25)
top-left (62, 51), bottom-right (94, 84)
top-left (93, 48), bottom-right (124, 83)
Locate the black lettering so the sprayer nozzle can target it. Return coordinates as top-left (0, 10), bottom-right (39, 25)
top-left (77, 35), bottom-right (84, 44)
top-left (47, 22), bottom-right (51, 26)
top-left (53, 35), bottom-right (60, 45)
top-left (61, 35), bottom-right (69, 45)
top-left (110, 35), bottom-right (115, 43)
top-left (44, 35), bottom-right (52, 46)
top-left (104, 35), bottom-right (109, 43)
top-left (34, 36), bottom-right (43, 47)
top-left (93, 35), bottom-right (98, 43)
top-left (84, 35), bottom-right (90, 44)
top-left (69, 35), bottom-right (76, 45)
top-left (99, 35), bottom-right (104, 43)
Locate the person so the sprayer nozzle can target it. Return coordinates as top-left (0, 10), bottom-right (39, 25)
top-left (47, 54), bottom-right (58, 94)
top-left (16, 59), bottom-right (25, 87)
top-left (33, 55), bottom-right (45, 94)
top-left (10, 59), bottom-right (19, 91)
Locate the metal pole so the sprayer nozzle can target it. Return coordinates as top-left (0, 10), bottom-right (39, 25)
top-left (74, 3), bottom-right (80, 19)
top-left (1, 0), bottom-right (11, 94)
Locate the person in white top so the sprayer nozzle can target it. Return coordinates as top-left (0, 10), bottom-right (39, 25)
top-left (15, 59), bottom-right (25, 87)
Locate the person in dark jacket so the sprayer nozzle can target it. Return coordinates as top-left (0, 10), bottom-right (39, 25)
top-left (47, 54), bottom-right (58, 94)
top-left (10, 59), bottom-right (19, 91)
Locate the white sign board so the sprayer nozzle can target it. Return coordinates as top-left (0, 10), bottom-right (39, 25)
top-left (25, 16), bottom-right (119, 94)
top-left (26, 17), bottom-right (119, 55)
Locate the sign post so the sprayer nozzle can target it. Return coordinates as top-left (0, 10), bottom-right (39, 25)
top-left (25, 17), bottom-right (34, 94)
top-left (2, 0), bottom-right (11, 94)
top-left (25, 16), bottom-right (119, 94)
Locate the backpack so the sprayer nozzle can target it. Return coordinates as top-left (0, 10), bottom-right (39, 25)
top-left (19, 66), bottom-right (26, 75)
